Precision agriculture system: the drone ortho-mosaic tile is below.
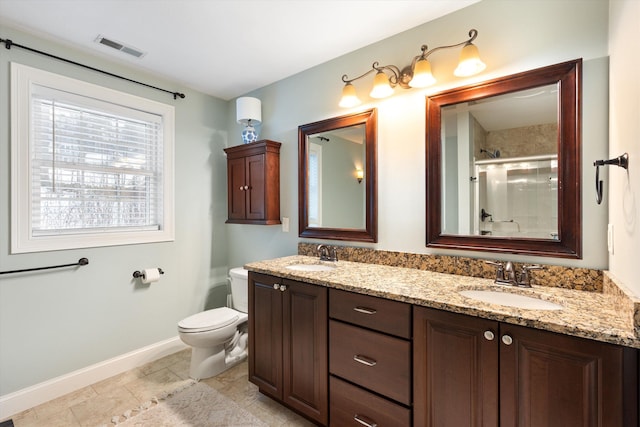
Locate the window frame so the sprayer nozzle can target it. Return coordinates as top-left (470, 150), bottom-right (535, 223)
top-left (11, 62), bottom-right (175, 253)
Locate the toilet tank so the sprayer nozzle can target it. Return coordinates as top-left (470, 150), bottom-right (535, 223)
top-left (229, 267), bottom-right (249, 313)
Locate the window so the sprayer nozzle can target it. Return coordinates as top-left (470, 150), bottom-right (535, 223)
top-left (11, 63), bottom-right (175, 253)
top-left (308, 142), bottom-right (322, 227)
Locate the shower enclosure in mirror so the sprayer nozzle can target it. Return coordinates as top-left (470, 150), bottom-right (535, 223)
top-left (427, 59), bottom-right (581, 258)
top-left (441, 84), bottom-right (559, 239)
top-left (299, 109), bottom-right (377, 242)
top-left (474, 155), bottom-right (558, 239)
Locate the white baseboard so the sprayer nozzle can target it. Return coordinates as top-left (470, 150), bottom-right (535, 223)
top-left (0, 336), bottom-right (187, 420)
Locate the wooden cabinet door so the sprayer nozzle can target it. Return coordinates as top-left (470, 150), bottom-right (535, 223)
top-left (413, 306), bottom-right (499, 427)
top-left (245, 153), bottom-right (265, 220)
top-left (227, 157), bottom-right (246, 221)
top-left (248, 273), bottom-right (283, 400)
top-left (282, 279), bottom-right (328, 425)
top-left (249, 273), bottom-right (328, 425)
top-left (499, 324), bottom-right (638, 427)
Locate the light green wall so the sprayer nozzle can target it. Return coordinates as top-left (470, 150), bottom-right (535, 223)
top-left (0, 25), bottom-right (230, 394)
top-left (227, 0), bottom-right (610, 268)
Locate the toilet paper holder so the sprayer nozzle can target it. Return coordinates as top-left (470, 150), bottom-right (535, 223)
top-left (132, 268), bottom-right (165, 280)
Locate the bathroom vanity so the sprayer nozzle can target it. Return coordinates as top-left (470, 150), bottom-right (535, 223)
top-left (246, 255), bottom-right (639, 427)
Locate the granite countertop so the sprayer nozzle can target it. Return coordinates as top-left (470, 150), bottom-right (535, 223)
top-left (245, 255), bottom-right (640, 349)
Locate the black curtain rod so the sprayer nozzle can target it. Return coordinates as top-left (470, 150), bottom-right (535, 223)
top-left (0, 258), bottom-right (89, 275)
top-left (1, 37), bottom-right (186, 100)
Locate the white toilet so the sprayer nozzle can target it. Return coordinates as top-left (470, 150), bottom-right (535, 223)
top-left (178, 267), bottom-right (249, 380)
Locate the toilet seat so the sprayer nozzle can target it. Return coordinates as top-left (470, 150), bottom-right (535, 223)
top-left (178, 307), bottom-right (240, 333)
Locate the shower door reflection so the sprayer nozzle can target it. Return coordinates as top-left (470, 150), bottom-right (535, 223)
top-left (475, 155), bottom-right (558, 239)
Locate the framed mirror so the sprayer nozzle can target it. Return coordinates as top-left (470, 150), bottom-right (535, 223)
top-left (299, 108), bottom-right (377, 242)
top-left (426, 59), bottom-right (581, 258)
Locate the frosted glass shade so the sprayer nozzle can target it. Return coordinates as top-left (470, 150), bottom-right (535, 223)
top-left (369, 71), bottom-right (394, 98)
top-left (339, 83), bottom-right (361, 108)
top-left (454, 43), bottom-right (486, 77)
top-left (236, 97), bottom-right (262, 124)
top-left (409, 58), bottom-right (436, 88)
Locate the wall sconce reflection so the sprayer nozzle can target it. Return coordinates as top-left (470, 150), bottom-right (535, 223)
top-left (356, 169), bottom-right (364, 184)
top-left (339, 29), bottom-right (486, 107)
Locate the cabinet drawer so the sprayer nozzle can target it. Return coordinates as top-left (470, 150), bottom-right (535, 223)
top-left (329, 288), bottom-right (411, 338)
top-left (330, 376), bottom-right (411, 427)
top-left (330, 320), bottom-right (411, 405)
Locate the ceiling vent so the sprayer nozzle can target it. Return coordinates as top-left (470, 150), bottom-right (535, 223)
top-left (94, 35), bottom-right (146, 58)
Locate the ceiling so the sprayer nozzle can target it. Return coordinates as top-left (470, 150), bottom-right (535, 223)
top-left (0, 0), bottom-right (479, 100)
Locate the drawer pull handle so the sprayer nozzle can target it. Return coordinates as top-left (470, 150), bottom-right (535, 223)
top-left (353, 306), bottom-right (377, 315)
top-left (353, 354), bottom-right (377, 366)
top-left (354, 414), bottom-right (378, 427)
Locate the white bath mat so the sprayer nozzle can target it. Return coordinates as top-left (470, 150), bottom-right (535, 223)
top-left (110, 381), bottom-right (267, 426)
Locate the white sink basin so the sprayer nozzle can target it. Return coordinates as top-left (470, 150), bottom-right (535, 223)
top-left (459, 290), bottom-right (563, 310)
top-left (286, 264), bottom-right (337, 272)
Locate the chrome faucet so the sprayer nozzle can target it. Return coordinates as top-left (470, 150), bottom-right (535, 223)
top-left (486, 261), bottom-right (515, 285)
top-left (486, 261), bottom-right (544, 287)
top-left (317, 244), bottom-right (338, 262)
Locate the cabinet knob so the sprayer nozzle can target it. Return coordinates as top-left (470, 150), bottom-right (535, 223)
top-left (483, 330), bottom-right (495, 341)
top-left (244, 185), bottom-right (249, 190)
top-left (501, 335), bottom-right (513, 346)
top-left (273, 283), bottom-right (279, 290)
top-left (354, 414), bottom-right (378, 427)
top-left (239, 186), bottom-right (244, 191)
top-left (279, 284), bottom-right (287, 292)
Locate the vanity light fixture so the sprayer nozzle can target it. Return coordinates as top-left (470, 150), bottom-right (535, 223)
top-left (236, 97), bottom-right (262, 144)
top-left (356, 169), bottom-right (364, 184)
top-left (338, 29), bottom-right (486, 108)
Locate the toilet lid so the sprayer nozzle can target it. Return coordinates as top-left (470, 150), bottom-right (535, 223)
top-left (178, 307), bottom-right (239, 332)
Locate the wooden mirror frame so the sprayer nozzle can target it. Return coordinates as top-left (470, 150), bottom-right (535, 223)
top-left (299, 108), bottom-right (377, 242)
top-left (426, 59), bottom-right (582, 258)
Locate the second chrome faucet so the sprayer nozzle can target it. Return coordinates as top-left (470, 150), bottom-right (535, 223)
top-left (317, 244), bottom-right (338, 262)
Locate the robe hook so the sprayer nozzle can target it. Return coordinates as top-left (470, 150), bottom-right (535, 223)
top-left (594, 153), bottom-right (629, 204)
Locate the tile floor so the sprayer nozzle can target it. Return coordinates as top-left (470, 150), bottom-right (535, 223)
top-left (5, 349), bottom-right (315, 426)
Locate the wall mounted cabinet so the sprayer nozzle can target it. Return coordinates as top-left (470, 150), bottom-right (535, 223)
top-left (224, 140), bottom-right (281, 224)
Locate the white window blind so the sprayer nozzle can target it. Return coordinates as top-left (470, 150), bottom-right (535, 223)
top-left (11, 62), bottom-right (175, 253)
top-left (31, 94), bottom-right (163, 235)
